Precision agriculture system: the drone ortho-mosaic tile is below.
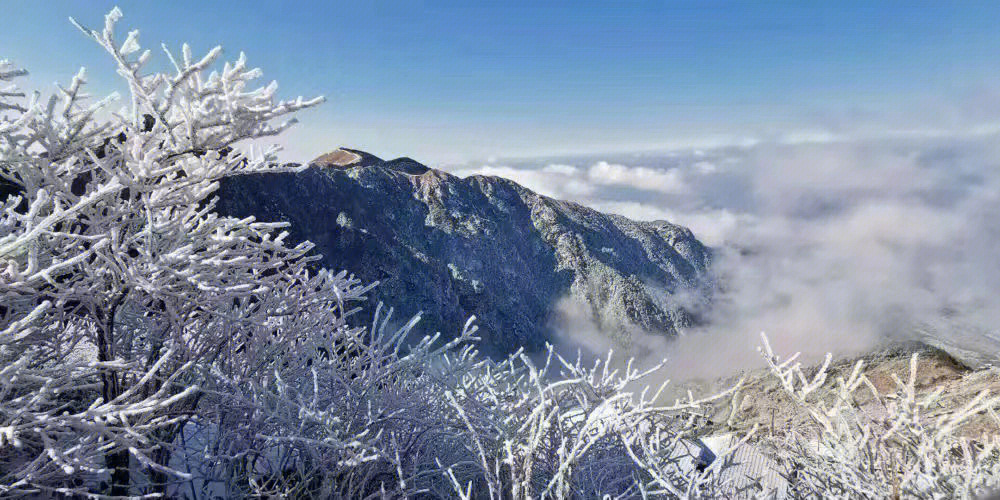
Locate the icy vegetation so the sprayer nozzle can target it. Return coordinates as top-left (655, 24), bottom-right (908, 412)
top-left (1, 8), bottom-right (999, 499)
top-left (757, 335), bottom-right (1000, 498)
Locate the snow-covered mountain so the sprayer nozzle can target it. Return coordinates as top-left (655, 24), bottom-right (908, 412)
top-left (216, 148), bottom-right (713, 356)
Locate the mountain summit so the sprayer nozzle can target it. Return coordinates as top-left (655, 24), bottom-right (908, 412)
top-left (216, 149), bottom-right (713, 356)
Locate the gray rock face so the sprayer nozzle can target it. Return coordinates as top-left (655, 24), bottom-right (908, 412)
top-left (216, 149), bottom-right (713, 357)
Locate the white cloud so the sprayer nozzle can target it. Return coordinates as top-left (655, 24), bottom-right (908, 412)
top-left (586, 161), bottom-right (688, 194)
top-left (448, 132), bottom-right (1000, 375)
top-left (778, 130), bottom-right (842, 145)
top-left (693, 161), bottom-right (717, 174)
top-left (542, 163), bottom-right (579, 175)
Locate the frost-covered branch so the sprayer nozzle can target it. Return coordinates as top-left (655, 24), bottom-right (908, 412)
top-left (758, 332), bottom-right (1000, 499)
top-left (1, 7), bottom-right (345, 497)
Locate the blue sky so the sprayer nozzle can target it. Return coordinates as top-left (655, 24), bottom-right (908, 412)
top-left (4, 1), bottom-right (1000, 163)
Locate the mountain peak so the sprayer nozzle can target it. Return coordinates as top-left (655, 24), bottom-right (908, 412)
top-left (312, 148), bottom-right (383, 168)
top-left (312, 148), bottom-right (431, 175)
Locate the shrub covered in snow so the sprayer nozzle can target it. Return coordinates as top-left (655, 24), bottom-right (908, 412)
top-left (758, 333), bottom-right (1000, 499)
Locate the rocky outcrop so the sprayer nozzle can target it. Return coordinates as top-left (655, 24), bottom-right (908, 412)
top-left (216, 149), bottom-right (713, 356)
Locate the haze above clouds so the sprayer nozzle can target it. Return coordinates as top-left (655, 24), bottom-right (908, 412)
top-left (450, 131), bottom-right (1000, 376)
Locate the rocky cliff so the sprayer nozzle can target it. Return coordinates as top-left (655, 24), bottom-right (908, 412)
top-left (216, 149), bottom-right (713, 356)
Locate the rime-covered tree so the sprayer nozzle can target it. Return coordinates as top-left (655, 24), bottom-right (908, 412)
top-left (757, 334), bottom-right (1000, 499)
top-left (0, 8), bottom-right (372, 496)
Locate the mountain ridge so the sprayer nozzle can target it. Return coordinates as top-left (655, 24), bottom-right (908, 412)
top-left (216, 148), bottom-right (714, 356)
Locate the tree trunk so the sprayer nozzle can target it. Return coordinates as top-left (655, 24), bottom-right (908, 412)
top-left (148, 445), bottom-right (171, 496)
top-left (108, 450), bottom-right (131, 497)
top-left (97, 292), bottom-right (129, 496)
